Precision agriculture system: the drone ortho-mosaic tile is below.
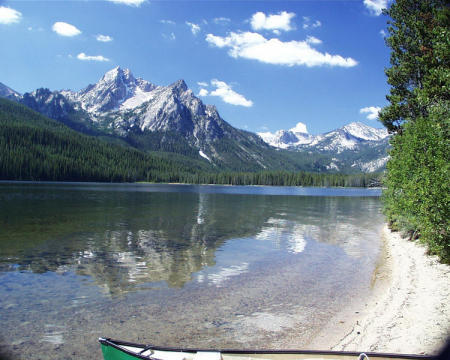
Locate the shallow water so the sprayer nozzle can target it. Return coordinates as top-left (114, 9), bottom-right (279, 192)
top-left (0, 183), bottom-right (383, 359)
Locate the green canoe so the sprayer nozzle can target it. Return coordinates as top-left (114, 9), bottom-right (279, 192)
top-left (99, 338), bottom-right (433, 360)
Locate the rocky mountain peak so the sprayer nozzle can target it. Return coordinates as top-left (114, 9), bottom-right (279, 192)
top-left (0, 82), bottom-right (22, 101)
top-left (258, 121), bottom-right (389, 153)
top-left (101, 66), bottom-right (134, 85)
top-left (169, 79), bottom-right (188, 94)
top-left (341, 122), bottom-right (388, 141)
top-left (61, 67), bottom-right (157, 113)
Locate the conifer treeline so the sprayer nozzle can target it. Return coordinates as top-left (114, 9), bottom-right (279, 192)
top-left (0, 98), bottom-right (201, 182)
top-left (175, 171), bottom-right (381, 187)
top-left (0, 98), bottom-right (381, 187)
top-left (380, 0), bottom-right (449, 261)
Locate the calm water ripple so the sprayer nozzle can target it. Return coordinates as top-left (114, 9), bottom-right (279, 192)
top-left (0, 183), bottom-right (384, 359)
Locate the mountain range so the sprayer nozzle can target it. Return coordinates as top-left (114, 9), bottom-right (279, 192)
top-left (0, 68), bottom-right (389, 173)
top-left (258, 121), bottom-right (390, 172)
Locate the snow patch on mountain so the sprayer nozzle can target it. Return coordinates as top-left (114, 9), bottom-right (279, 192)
top-left (258, 122), bottom-right (389, 153)
top-left (120, 86), bottom-right (155, 110)
top-left (63, 66), bottom-right (157, 114)
top-left (352, 156), bottom-right (389, 172)
top-left (199, 150), bottom-right (212, 162)
top-left (342, 122), bottom-right (388, 141)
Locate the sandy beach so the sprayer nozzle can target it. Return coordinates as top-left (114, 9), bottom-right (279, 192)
top-left (310, 225), bottom-right (450, 355)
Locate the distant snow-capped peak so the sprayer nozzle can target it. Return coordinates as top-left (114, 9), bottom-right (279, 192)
top-left (341, 122), bottom-right (388, 141)
top-left (258, 121), bottom-right (389, 152)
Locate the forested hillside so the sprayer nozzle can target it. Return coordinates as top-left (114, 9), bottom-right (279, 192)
top-left (0, 98), bottom-right (381, 186)
top-left (380, 0), bottom-right (449, 261)
top-left (0, 98), bottom-right (208, 182)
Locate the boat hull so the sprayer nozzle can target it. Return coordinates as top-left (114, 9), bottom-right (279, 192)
top-left (99, 338), bottom-right (433, 360)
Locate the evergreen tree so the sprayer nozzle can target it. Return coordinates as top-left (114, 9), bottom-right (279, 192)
top-left (381, 0), bottom-right (449, 261)
top-left (379, 0), bottom-right (448, 133)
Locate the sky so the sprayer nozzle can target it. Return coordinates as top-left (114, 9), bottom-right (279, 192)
top-left (0, 0), bottom-right (391, 134)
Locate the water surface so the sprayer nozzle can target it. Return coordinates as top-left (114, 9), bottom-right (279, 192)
top-left (0, 183), bottom-right (383, 359)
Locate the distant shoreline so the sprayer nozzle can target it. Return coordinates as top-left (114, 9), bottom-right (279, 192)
top-left (309, 225), bottom-right (450, 355)
top-left (0, 180), bottom-right (383, 190)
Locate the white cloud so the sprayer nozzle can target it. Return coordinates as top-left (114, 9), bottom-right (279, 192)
top-left (209, 79), bottom-right (253, 107)
top-left (363, 0), bottom-right (388, 16)
top-left (186, 21), bottom-right (201, 35)
top-left (198, 88), bottom-right (209, 97)
top-left (250, 11), bottom-right (295, 33)
top-left (306, 35), bottom-right (322, 45)
top-left (380, 29), bottom-right (387, 37)
top-left (52, 22), bottom-right (81, 37)
top-left (213, 17), bottom-right (231, 25)
top-left (302, 17), bottom-right (321, 30)
top-left (77, 53), bottom-right (110, 62)
top-left (107, 0), bottom-right (146, 6)
top-left (0, 6), bottom-right (22, 25)
top-left (160, 19), bottom-right (176, 25)
top-left (197, 81), bottom-right (208, 87)
top-left (360, 106), bottom-right (381, 120)
top-left (206, 31), bottom-right (357, 68)
top-left (96, 34), bottom-right (113, 42)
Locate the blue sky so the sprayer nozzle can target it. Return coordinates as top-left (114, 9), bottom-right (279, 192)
top-left (0, 0), bottom-right (390, 134)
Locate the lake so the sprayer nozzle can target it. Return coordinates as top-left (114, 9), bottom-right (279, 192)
top-left (0, 183), bottom-right (383, 359)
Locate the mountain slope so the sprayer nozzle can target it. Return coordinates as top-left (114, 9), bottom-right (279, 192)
top-left (1, 67), bottom-right (389, 173)
top-left (0, 82), bottom-right (21, 102)
top-left (9, 68), bottom-right (336, 172)
top-left (258, 121), bottom-right (390, 172)
top-left (0, 98), bottom-right (210, 181)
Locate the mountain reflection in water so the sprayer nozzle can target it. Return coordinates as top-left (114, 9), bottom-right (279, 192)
top-left (0, 183), bottom-right (382, 296)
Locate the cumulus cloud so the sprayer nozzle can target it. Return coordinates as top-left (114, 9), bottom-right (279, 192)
top-left (96, 34), bottom-right (113, 42)
top-left (52, 22), bottom-right (81, 37)
top-left (77, 53), bottom-right (110, 62)
top-left (363, 0), bottom-right (388, 16)
top-left (198, 88), bottom-right (209, 97)
top-left (206, 31), bottom-right (357, 68)
top-left (197, 81), bottom-right (208, 87)
top-left (302, 16), bottom-right (321, 30)
top-left (250, 11), bottom-right (295, 33)
top-left (186, 21), bottom-right (201, 35)
top-left (209, 79), bottom-right (253, 107)
top-left (0, 6), bottom-right (22, 25)
top-left (107, 0), bottom-right (146, 6)
top-left (360, 106), bottom-right (381, 120)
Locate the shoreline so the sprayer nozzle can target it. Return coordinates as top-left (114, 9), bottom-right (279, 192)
top-left (0, 180), bottom-right (382, 189)
top-left (309, 225), bottom-right (450, 355)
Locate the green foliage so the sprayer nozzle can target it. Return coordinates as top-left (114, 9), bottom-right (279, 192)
top-left (0, 98), bottom-right (381, 188)
top-left (173, 170), bottom-right (382, 187)
top-left (0, 98), bottom-right (202, 182)
top-left (382, 0), bottom-right (449, 261)
top-left (379, 0), bottom-right (448, 133)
